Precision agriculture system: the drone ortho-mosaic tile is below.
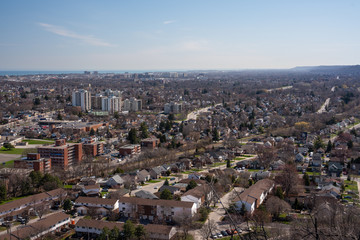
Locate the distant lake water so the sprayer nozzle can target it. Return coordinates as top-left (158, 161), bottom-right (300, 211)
top-left (0, 70), bottom-right (177, 76)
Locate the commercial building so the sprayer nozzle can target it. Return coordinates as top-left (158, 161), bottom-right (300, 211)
top-left (119, 144), bottom-right (141, 156)
top-left (72, 89), bottom-right (91, 111)
top-left (37, 139), bottom-right (83, 170)
top-left (14, 153), bottom-right (51, 173)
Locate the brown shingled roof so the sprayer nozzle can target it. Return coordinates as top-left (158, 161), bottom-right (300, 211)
top-left (75, 196), bottom-right (118, 206)
top-left (118, 196), bottom-right (194, 208)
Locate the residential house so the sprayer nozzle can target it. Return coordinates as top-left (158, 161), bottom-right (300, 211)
top-left (74, 197), bottom-right (119, 216)
top-left (81, 184), bottom-right (101, 197)
top-left (312, 153), bottom-right (322, 170)
top-left (327, 162), bottom-right (343, 177)
top-left (150, 166), bottom-right (167, 179)
top-left (181, 185), bottom-right (212, 209)
top-left (117, 197), bottom-right (196, 223)
top-left (0, 212), bottom-right (70, 240)
top-left (137, 169), bottom-right (151, 182)
top-left (295, 153), bottom-right (305, 163)
top-left (135, 190), bottom-right (159, 200)
top-left (188, 172), bottom-right (203, 180)
top-left (106, 175), bottom-right (124, 188)
top-left (158, 185), bottom-right (181, 195)
top-left (0, 189), bottom-right (66, 222)
top-left (234, 179), bottom-right (275, 214)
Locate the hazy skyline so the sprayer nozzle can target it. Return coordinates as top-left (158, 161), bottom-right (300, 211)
top-left (1, 0), bottom-right (360, 70)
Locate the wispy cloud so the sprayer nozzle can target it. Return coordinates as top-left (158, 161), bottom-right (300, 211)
top-left (38, 23), bottom-right (115, 47)
top-left (180, 40), bottom-right (209, 51)
top-left (163, 20), bottom-right (175, 25)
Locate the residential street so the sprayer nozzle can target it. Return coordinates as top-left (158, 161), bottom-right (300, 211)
top-left (190, 187), bottom-right (244, 239)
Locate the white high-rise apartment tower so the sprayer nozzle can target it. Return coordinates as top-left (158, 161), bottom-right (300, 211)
top-left (72, 90), bottom-right (91, 111)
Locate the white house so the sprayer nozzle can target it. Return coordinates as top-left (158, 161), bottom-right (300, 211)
top-left (74, 197), bottom-right (119, 216)
top-left (234, 179), bottom-right (275, 214)
top-left (75, 219), bottom-right (177, 240)
top-left (181, 185), bottom-right (212, 209)
top-left (117, 197), bottom-right (197, 222)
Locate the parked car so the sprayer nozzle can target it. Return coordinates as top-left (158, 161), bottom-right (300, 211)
top-left (226, 229), bottom-right (232, 235)
top-left (210, 234), bottom-right (217, 239)
top-left (221, 230), bottom-right (228, 236)
top-left (216, 233), bottom-right (223, 238)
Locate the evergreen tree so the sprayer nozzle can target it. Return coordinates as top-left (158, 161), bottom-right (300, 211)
top-left (160, 189), bottom-right (173, 200)
top-left (127, 128), bottom-right (139, 144)
top-left (63, 199), bottom-right (73, 212)
top-left (186, 180), bottom-right (197, 191)
top-left (163, 178), bottom-right (169, 186)
top-left (303, 173), bottom-right (310, 186)
top-left (313, 136), bottom-right (324, 150)
top-left (134, 225), bottom-right (146, 240)
top-left (326, 140), bottom-right (332, 153)
top-left (275, 186), bottom-right (284, 200)
top-left (139, 122), bottom-right (149, 139)
top-left (212, 128), bottom-right (220, 141)
top-left (0, 183), bottom-right (6, 201)
top-left (123, 220), bottom-right (135, 240)
top-left (226, 159), bottom-right (231, 168)
top-left (89, 128), bottom-right (95, 136)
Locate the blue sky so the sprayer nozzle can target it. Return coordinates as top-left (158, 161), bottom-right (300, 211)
top-left (1, 0), bottom-right (359, 70)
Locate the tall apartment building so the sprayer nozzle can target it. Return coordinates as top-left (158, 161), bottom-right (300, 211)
top-left (72, 89), bottom-right (91, 112)
top-left (164, 102), bottom-right (182, 114)
top-left (37, 139), bottom-right (83, 170)
top-left (102, 96), bottom-right (121, 113)
top-left (123, 97), bottom-right (142, 112)
top-left (91, 95), bottom-right (103, 110)
top-left (83, 138), bottom-right (104, 157)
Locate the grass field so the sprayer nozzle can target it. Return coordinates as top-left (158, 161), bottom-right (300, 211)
top-left (0, 147), bottom-right (26, 155)
top-left (235, 157), bottom-right (245, 160)
top-left (147, 180), bottom-right (161, 183)
top-left (0, 195), bottom-right (28, 205)
top-left (22, 139), bottom-right (54, 144)
top-left (1, 160), bottom-right (14, 168)
top-left (64, 185), bottom-right (74, 189)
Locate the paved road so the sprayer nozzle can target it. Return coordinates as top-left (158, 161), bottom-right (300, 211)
top-left (0, 154), bottom-right (21, 163)
top-left (317, 98), bottom-right (330, 114)
top-left (190, 187), bottom-right (244, 239)
top-left (185, 104), bottom-right (221, 122)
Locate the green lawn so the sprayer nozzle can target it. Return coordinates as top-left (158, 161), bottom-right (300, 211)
top-left (147, 180), bottom-right (161, 183)
top-left (1, 160), bottom-right (14, 168)
top-left (64, 185), bottom-right (74, 189)
top-left (344, 181), bottom-right (358, 192)
top-left (22, 139), bottom-right (54, 144)
top-left (247, 169), bottom-right (260, 172)
top-left (0, 195), bottom-right (28, 205)
top-left (211, 162), bottom-right (226, 167)
top-left (242, 154), bottom-right (254, 158)
top-left (235, 157), bottom-right (245, 160)
top-left (305, 172), bottom-right (321, 176)
top-left (0, 147), bottom-right (26, 155)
